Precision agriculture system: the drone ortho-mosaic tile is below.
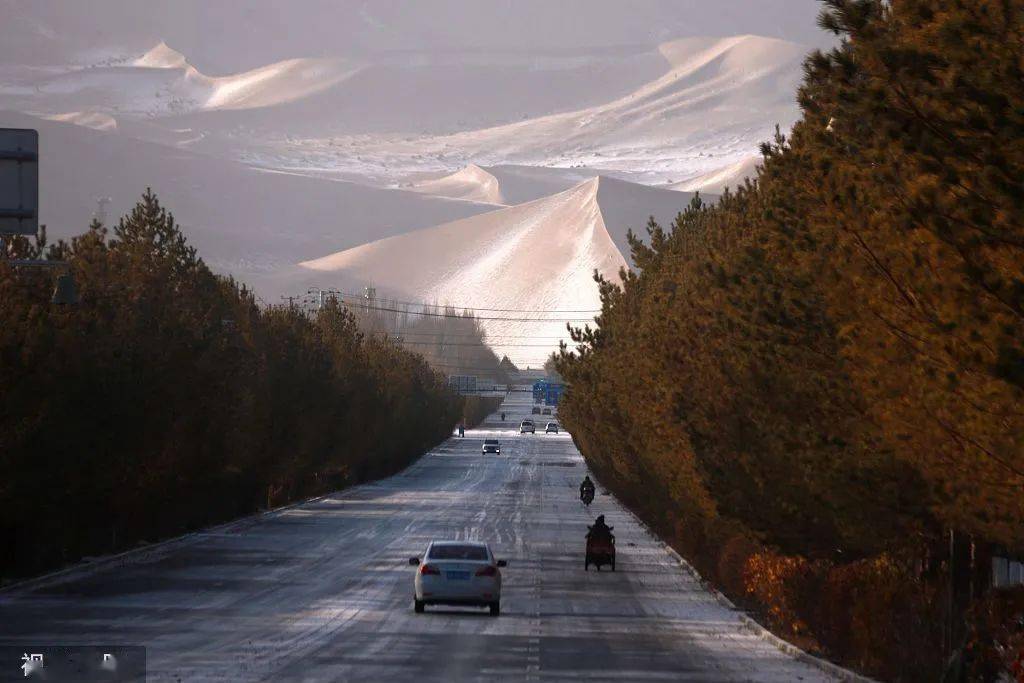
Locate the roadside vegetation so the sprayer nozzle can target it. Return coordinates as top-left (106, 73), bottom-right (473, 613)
top-left (349, 294), bottom-right (517, 385)
top-left (0, 190), bottom-right (464, 581)
top-left (462, 395), bottom-right (503, 429)
top-left (557, 1), bottom-right (1024, 679)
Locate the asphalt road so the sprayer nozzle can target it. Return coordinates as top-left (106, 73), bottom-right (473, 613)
top-left (0, 395), bottom-right (835, 682)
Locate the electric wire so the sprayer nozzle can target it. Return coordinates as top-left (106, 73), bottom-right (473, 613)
top-left (304, 288), bottom-right (601, 314)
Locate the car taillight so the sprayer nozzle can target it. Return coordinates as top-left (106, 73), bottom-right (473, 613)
top-left (420, 564), bottom-right (441, 575)
top-left (475, 565), bottom-right (498, 577)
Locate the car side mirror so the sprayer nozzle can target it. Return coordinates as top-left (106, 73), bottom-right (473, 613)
top-left (496, 560), bottom-right (508, 568)
top-left (408, 557), bottom-right (420, 566)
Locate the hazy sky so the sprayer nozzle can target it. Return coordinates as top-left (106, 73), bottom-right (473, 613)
top-left (2, 0), bottom-right (831, 71)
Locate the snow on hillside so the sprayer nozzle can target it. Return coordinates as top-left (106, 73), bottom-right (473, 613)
top-left (45, 111), bottom-right (118, 131)
top-left (410, 165), bottom-right (505, 205)
top-left (1, 42), bottom-right (362, 118)
top-left (484, 166), bottom-right (602, 206)
top-left (0, 9), bottom-right (814, 363)
top-left (266, 35), bottom-right (806, 185)
top-left (0, 111), bottom-right (496, 293)
top-left (297, 176), bottom-right (694, 363)
top-left (669, 155), bottom-right (761, 194)
top-left (134, 41), bottom-right (189, 69)
top-left (0, 1), bottom-right (829, 72)
top-left (406, 164), bottom-right (614, 207)
top-left (1, 33), bottom-right (805, 189)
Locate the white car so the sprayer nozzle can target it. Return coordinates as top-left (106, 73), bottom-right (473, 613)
top-left (410, 541), bottom-right (506, 615)
top-left (520, 420), bottom-right (535, 434)
top-left (545, 422), bottom-right (559, 434)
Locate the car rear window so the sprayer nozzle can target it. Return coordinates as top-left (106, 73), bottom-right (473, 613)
top-left (428, 545), bottom-right (489, 561)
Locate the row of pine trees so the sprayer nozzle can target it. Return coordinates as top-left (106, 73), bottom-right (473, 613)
top-left (348, 297), bottom-right (517, 384)
top-left (0, 190), bottom-right (463, 580)
top-left (557, 1), bottom-right (1023, 679)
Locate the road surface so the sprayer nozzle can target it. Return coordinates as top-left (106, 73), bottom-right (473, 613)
top-left (0, 395), bottom-right (835, 682)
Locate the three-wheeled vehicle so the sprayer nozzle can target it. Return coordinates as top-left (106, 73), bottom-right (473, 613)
top-left (585, 528), bottom-right (615, 571)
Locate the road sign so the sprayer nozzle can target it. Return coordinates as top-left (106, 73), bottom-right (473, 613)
top-left (544, 382), bottom-right (563, 406)
top-left (448, 375), bottom-right (478, 395)
top-left (0, 128), bottom-right (39, 235)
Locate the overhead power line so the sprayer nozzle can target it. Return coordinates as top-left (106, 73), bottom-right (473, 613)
top-left (395, 340), bottom-right (570, 348)
top-left (305, 288), bottom-right (601, 314)
top-left (428, 362), bottom-right (555, 373)
top-left (324, 299), bottom-right (593, 323)
top-left (379, 332), bottom-right (573, 340)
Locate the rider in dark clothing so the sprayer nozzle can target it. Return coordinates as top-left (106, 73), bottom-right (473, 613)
top-left (588, 514), bottom-right (613, 541)
top-left (579, 476), bottom-right (595, 500)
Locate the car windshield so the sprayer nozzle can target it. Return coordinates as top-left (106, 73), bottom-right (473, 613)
top-left (428, 544), bottom-right (489, 561)
top-left (484, 440), bottom-right (498, 446)
top-left (522, 420), bottom-right (533, 425)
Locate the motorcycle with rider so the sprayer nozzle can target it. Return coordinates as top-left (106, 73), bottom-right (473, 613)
top-left (579, 475), bottom-right (595, 506)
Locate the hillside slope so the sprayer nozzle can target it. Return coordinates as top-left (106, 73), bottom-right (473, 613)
top-left (275, 35), bottom-right (807, 184)
top-left (0, 42), bottom-right (362, 119)
top-left (297, 177), bottom-right (692, 362)
top-left (669, 155), bottom-right (761, 194)
top-left (0, 111), bottom-right (495, 289)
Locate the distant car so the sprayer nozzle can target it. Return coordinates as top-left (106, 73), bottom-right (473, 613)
top-left (531, 406), bottom-right (541, 415)
top-left (542, 407), bottom-right (552, 415)
top-left (482, 439), bottom-right (501, 454)
top-left (410, 541), bottom-right (506, 615)
top-left (545, 422), bottom-right (559, 434)
top-left (520, 420), bottom-right (535, 434)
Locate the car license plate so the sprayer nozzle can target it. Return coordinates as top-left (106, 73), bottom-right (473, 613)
top-left (446, 571), bottom-right (470, 580)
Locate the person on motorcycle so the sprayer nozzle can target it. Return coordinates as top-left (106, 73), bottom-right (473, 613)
top-left (588, 514), bottom-right (613, 541)
top-left (579, 476), bottom-right (595, 501)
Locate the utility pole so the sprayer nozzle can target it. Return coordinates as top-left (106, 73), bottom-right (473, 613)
top-left (306, 287), bottom-right (331, 310)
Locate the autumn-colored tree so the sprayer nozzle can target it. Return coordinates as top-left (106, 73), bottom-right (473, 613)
top-left (0, 190), bottom-right (462, 580)
top-left (557, 1), bottom-right (1023, 678)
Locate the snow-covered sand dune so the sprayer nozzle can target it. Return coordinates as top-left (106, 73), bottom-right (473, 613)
top-left (0, 15), bottom-right (812, 335)
top-left (1, 111), bottom-right (496, 294)
top-left (2, 42), bottom-right (362, 118)
top-left (408, 164), bottom-right (620, 207)
top-left (297, 176), bottom-right (693, 362)
top-left (275, 35), bottom-right (806, 184)
top-left (2, 33), bottom-right (805, 191)
top-left (45, 111), bottom-right (118, 131)
top-left (410, 164), bottom-right (505, 205)
top-left (0, 1), bottom-right (829, 70)
top-left (669, 155), bottom-right (761, 194)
